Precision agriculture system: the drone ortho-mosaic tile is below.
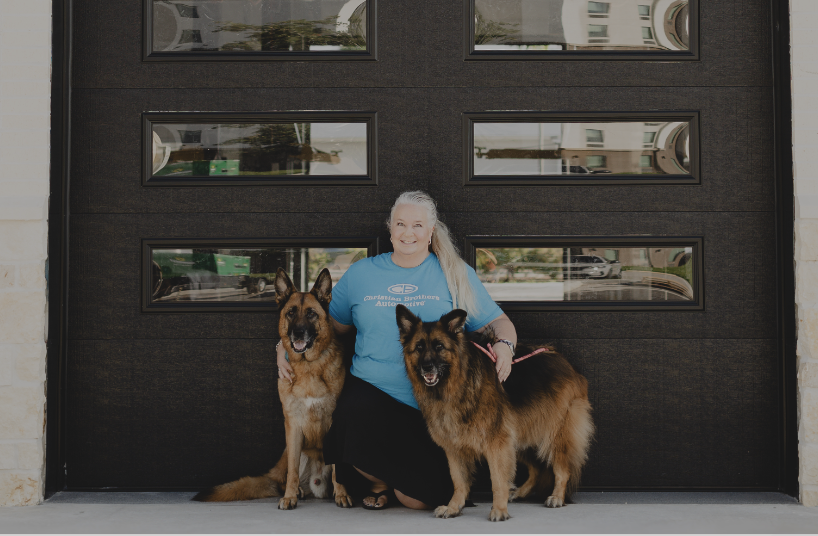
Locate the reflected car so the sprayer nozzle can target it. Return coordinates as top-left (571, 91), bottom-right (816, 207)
top-left (568, 255), bottom-right (622, 279)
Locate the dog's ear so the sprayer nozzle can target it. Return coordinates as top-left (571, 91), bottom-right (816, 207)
top-left (274, 268), bottom-right (298, 307)
top-left (396, 304), bottom-right (421, 341)
top-left (310, 268), bottom-right (333, 308)
top-left (440, 309), bottom-right (468, 335)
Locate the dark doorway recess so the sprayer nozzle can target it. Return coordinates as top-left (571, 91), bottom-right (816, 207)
top-left (47, 0), bottom-right (797, 496)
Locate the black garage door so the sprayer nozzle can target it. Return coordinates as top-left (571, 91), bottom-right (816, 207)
top-left (58, 0), bottom-right (792, 491)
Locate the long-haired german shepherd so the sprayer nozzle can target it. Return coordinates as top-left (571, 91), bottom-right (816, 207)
top-left (396, 305), bottom-right (594, 521)
top-left (194, 268), bottom-right (352, 509)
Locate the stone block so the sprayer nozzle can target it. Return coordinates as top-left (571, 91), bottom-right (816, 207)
top-left (798, 220), bottom-right (818, 262)
top-left (17, 441), bottom-right (42, 470)
top-left (0, 387), bottom-right (44, 439)
top-left (796, 262), bottom-right (818, 305)
top-left (0, 472), bottom-right (41, 506)
top-left (0, 444), bottom-right (15, 469)
top-left (0, 179), bottom-right (49, 196)
top-left (0, 292), bottom-right (45, 344)
top-left (802, 444), bottom-right (818, 485)
top-left (0, 221), bottom-right (46, 260)
top-left (0, 353), bottom-right (12, 386)
top-left (0, 129), bottom-right (49, 148)
top-left (0, 265), bottom-right (14, 288)
top-left (0, 0), bottom-right (51, 16)
top-left (0, 97), bottom-right (51, 116)
top-left (798, 308), bottom-right (818, 359)
top-left (802, 488), bottom-right (818, 507)
top-left (16, 344), bottom-right (45, 383)
top-left (0, 113), bottom-right (51, 132)
top-left (801, 362), bottom-right (818, 389)
top-left (0, 143), bottom-right (49, 163)
top-left (0, 197), bottom-right (47, 221)
top-left (802, 388), bottom-right (818, 444)
top-left (17, 263), bottom-right (44, 290)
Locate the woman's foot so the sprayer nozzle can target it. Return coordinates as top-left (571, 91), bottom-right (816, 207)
top-left (362, 487), bottom-right (391, 510)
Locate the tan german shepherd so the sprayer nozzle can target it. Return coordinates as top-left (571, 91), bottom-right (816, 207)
top-left (194, 268), bottom-right (352, 509)
top-left (396, 305), bottom-right (594, 521)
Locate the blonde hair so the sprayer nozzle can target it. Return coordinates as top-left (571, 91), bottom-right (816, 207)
top-left (387, 191), bottom-right (479, 317)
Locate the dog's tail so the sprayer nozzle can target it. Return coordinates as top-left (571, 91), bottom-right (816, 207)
top-left (564, 396), bottom-right (595, 499)
top-left (193, 456), bottom-right (287, 502)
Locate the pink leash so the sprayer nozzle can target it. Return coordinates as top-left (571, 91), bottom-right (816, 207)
top-left (471, 341), bottom-right (549, 364)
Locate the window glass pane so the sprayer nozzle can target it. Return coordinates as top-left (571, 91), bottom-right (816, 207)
top-left (151, 246), bottom-right (367, 303)
top-left (473, 0), bottom-right (690, 52)
top-left (475, 246), bottom-right (696, 303)
top-left (151, 121), bottom-right (368, 178)
top-left (472, 120), bottom-right (691, 177)
top-left (152, 0), bottom-right (367, 53)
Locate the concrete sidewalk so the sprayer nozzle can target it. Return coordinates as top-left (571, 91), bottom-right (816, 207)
top-left (0, 492), bottom-right (816, 533)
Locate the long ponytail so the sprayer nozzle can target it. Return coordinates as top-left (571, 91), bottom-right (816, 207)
top-left (387, 191), bottom-right (479, 317)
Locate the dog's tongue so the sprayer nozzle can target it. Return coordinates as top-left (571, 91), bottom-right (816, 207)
top-left (293, 340), bottom-right (307, 352)
top-left (424, 373), bottom-right (438, 385)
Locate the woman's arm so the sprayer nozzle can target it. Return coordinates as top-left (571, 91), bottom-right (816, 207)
top-left (277, 315), bottom-right (353, 383)
top-left (477, 313), bottom-right (517, 382)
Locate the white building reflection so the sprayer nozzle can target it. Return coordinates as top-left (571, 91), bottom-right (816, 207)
top-left (473, 121), bottom-right (689, 176)
top-left (475, 0), bottom-right (689, 52)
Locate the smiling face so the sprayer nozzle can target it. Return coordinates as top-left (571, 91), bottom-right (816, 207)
top-left (390, 203), bottom-right (434, 266)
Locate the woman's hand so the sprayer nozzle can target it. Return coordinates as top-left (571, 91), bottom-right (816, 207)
top-left (492, 342), bottom-right (513, 382)
top-left (277, 341), bottom-right (294, 383)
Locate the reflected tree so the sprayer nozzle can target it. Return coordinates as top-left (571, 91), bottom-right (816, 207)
top-left (474, 9), bottom-right (519, 45)
top-left (215, 15), bottom-right (366, 51)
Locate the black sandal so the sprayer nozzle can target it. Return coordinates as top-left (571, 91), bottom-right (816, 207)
top-left (362, 489), bottom-right (391, 510)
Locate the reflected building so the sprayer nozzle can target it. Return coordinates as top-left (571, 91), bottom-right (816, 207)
top-left (473, 120), bottom-right (690, 176)
top-left (474, 0), bottom-right (689, 52)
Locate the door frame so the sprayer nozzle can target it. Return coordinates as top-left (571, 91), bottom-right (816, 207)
top-left (45, 0), bottom-right (799, 497)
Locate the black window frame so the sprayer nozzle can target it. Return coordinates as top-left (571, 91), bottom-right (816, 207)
top-left (143, 111), bottom-right (378, 187)
top-left (143, 0), bottom-right (377, 61)
top-left (465, 0), bottom-right (698, 61)
top-left (464, 111), bottom-right (700, 186)
top-left (465, 236), bottom-right (704, 312)
top-left (142, 237), bottom-right (378, 313)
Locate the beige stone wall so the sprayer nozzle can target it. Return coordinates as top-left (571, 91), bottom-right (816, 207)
top-left (793, 0), bottom-right (818, 507)
top-left (0, 0), bottom-right (52, 506)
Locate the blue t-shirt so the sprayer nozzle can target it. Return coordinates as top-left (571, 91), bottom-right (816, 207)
top-left (329, 252), bottom-right (504, 409)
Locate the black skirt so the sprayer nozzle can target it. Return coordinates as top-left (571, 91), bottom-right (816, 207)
top-left (323, 374), bottom-right (454, 507)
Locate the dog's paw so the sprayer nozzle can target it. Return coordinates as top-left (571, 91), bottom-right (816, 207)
top-left (434, 505), bottom-right (462, 519)
top-left (278, 496), bottom-right (298, 510)
top-left (296, 486), bottom-right (306, 499)
top-left (334, 492), bottom-right (353, 508)
top-left (545, 495), bottom-right (565, 508)
top-left (489, 506), bottom-right (511, 521)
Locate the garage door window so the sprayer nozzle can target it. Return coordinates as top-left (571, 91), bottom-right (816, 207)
top-left (146, 0), bottom-right (374, 60)
top-left (467, 0), bottom-right (697, 60)
top-left (143, 238), bottom-right (375, 312)
top-left (465, 112), bottom-right (698, 185)
top-left (145, 113), bottom-right (376, 186)
top-left (466, 237), bottom-right (703, 311)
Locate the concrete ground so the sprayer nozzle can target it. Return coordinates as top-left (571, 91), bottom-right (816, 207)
top-left (1, 492), bottom-right (817, 533)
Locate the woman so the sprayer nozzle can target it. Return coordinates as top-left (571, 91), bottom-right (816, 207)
top-left (277, 191), bottom-right (518, 510)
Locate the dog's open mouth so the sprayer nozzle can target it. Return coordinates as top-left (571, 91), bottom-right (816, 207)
top-left (422, 372), bottom-right (439, 386)
top-left (290, 339), bottom-right (312, 353)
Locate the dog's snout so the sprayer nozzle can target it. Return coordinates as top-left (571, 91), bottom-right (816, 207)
top-left (291, 326), bottom-right (307, 339)
top-left (421, 358), bottom-right (435, 372)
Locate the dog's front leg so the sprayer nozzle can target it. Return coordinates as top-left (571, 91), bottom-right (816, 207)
top-left (331, 464), bottom-right (353, 508)
top-left (434, 452), bottom-right (471, 519)
top-left (485, 443), bottom-right (515, 521)
top-left (278, 420), bottom-right (303, 510)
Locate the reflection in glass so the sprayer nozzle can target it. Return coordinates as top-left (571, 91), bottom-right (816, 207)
top-left (151, 247), bottom-right (367, 303)
top-left (152, 0), bottom-right (367, 53)
top-left (473, 121), bottom-right (690, 177)
top-left (151, 122), bottom-right (368, 178)
top-left (473, 0), bottom-right (689, 52)
top-left (476, 246), bottom-right (695, 302)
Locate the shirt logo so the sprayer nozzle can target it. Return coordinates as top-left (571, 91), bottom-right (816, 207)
top-left (388, 284), bottom-right (418, 295)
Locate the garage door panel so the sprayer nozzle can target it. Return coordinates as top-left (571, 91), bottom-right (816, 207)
top-left (72, 0), bottom-right (771, 90)
top-left (67, 339), bottom-right (282, 489)
top-left (70, 86), bottom-right (774, 215)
